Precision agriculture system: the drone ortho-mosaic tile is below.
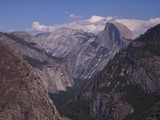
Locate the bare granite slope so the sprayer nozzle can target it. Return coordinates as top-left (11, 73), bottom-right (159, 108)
top-left (0, 42), bottom-right (61, 120)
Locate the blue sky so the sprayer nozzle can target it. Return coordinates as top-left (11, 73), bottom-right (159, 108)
top-left (0, 0), bottom-right (160, 32)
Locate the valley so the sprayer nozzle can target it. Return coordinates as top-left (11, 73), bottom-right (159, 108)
top-left (0, 17), bottom-right (160, 120)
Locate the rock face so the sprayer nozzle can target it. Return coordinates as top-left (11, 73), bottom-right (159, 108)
top-left (73, 23), bottom-right (133, 79)
top-left (0, 22), bottom-right (133, 93)
top-left (35, 27), bottom-right (95, 58)
top-left (0, 42), bottom-right (61, 120)
top-left (0, 32), bottom-right (74, 93)
top-left (77, 24), bottom-right (160, 120)
top-left (35, 23), bottom-right (133, 79)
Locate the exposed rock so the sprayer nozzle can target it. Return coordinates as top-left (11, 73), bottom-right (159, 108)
top-left (0, 42), bottom-right (61, 120)
top-left (0, 32), bottom-right (74, 93)
top-left (73, 23), bottom-right (132, 79)
top-left (35, 22), bottom-right (133, 79)
top-left (0, 22), bottom-right (133, 93)
top-left (35, 27), bottom-right (93, 58)
top-left (77, 24), bottom-right (160, 120)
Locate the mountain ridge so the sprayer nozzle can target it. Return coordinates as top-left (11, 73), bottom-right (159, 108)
top-left (75, 24), bottom-right (160, 120)
top-left (0, 42), bottom-right (61, 120)
top-left (0, 32), bottom-right (74, 93)
top-left (0, 22), bottom-right (134, 94)
top-left (35, 22), bottom-right (133, 80)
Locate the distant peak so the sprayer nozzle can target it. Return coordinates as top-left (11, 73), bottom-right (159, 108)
top-left (103, 22), bottom-right (117, 31)
top-left (49, 27), bottom-right (84, 37)
top-left (104, 22), bottom-right (134, 40)
top-left (10, 31), bottom-right (29, 34)
top-left (9, 31), bottom-right (33, 37)
top-left (54, 27), bottom-right (84, 33)
top-left (56, 27), bottom-right (73, 31)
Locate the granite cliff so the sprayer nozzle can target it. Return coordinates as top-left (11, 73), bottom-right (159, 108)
top-left (35, 23), bottom-right (133, 79)
top-left (62, 24), bottom-right (160, 120)
top-left (0, 32), bottom-right (74, 93)
top-left (78, 24), bottom-right (160, 120)
top-left (0, 42), bottom-right (61, 120)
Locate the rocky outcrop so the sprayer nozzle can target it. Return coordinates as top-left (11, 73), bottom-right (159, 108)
top-left (0, 32), bottom-right (74, 93)
top-left (77, 24), bottom-right (160, 120)
top-left (0, 22), bottom-right (133, 93)
top-left (35, 27), bottom-right (94, 58)
top-left (35, 23), bottom-right (133, 79)
top-left (0, 42), bottom-right (61, 120)
top-left (73, 23), bottom-right (133, 79)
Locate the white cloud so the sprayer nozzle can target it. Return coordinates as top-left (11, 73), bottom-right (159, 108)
top-left (32, 22), bottom-right (56, 32)
top-left (114, 19), bottom-right (146, 36)
top-left (32, 15), bottom-right (160, 36)
top-left (114, 18), bottom-right (160, 36)
top-left (87, 15), bottom-right (104, 23)
top-left (68, 13), bottom-right (82, 21)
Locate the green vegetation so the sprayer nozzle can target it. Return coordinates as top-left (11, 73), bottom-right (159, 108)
top-left (60, 100), bottom-right (96, 120)
top-left (144, 43), bottom-right (160, 56)
top-left (122, 84), bottom-right (160, 120)
top-left (50, 24), bottom-right (160, 120)
top-left (97, 80), bottom-right (117, 93)
top-left (132, 24), bottom-right (160, 58)
top-left (49, 79), bottom-right (99, 120)
top-left (136, 24), bottom-right (160, 43)
top-left (97, 23), bottom-right (160, 119)
top-left (129, 101), bottom-right (160, 120)
top-left (52, 97), bottom-right (99, 120)
top-left (49, 79), bottom-right (88, 106)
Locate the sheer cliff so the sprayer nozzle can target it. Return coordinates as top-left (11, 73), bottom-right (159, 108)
top-left (76, 24), bottom-right (160, 120)
top-left (0, 42), bottom-right (61, 120)
top-left (0, 32), bottom-right (74, 93)
top-left (35, 22), bottom-right (133, 79)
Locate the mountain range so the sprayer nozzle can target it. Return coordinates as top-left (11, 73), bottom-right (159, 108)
top-left (63, 24), bottom-right (160, 120)
top-left (35, 22), bottom-right (133, 80)
top-left (0, 31), bottom-right (74, 93)
top-left (0, 22), bottom-right (133, 94)
top-left (0, 22), bottom-right (160, 120)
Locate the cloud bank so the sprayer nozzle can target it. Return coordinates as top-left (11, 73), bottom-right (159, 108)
top-left (32, 15), bottom-right (160, 37)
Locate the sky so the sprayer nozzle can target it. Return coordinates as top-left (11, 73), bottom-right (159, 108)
top-left (0, 0), bottom-right (160, 36)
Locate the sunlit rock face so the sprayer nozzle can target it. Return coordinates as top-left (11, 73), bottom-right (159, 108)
top-left (35, 22), bottom-right (133, 79)
top-left (0, 32), bottom-right (74, 93)
top-left (77, 24), bottom-right (160, 120)
top-left (0, 22), bottom-right (133, 94)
